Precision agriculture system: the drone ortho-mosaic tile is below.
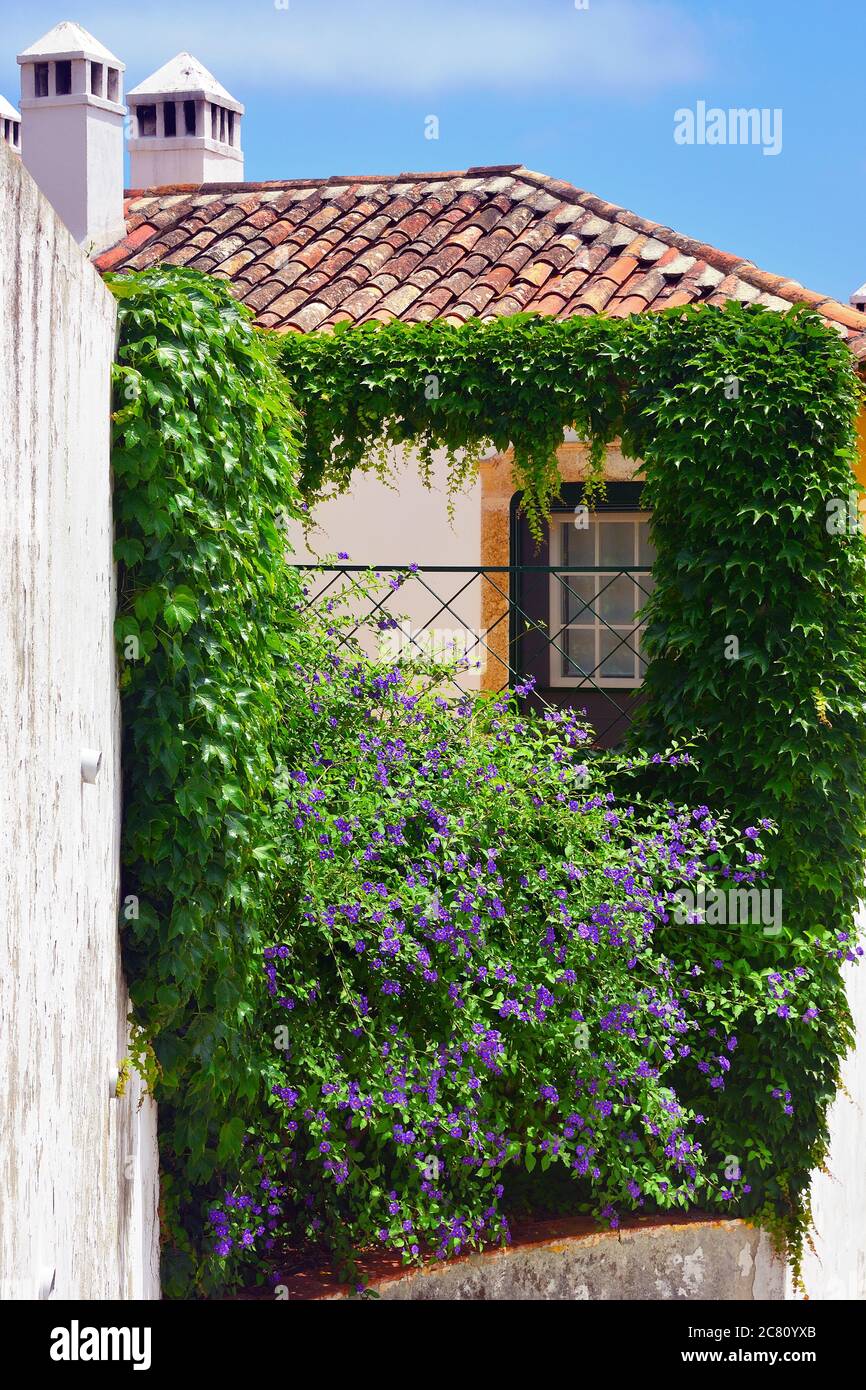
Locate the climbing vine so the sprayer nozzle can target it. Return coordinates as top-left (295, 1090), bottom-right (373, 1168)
top-left (108, 267), bottom-right (303, 1292)
top-left (278, 312), bottom-right (624, 537)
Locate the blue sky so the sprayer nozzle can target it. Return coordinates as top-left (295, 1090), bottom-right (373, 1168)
top-left (1, 0), bottom-right (863, 303)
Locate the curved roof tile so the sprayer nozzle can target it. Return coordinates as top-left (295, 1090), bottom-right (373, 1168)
top-left (94, 165), bottom-right (866, 358)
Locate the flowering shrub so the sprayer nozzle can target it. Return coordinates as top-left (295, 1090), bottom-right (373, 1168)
top-left (201, 574), bottom-right (850, 1289)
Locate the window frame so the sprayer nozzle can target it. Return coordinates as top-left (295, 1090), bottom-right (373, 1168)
top-left (547, 505), bottom-right (654, 689)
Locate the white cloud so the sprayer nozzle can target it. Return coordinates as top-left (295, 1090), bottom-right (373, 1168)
top-left (1, 0), bottom-right (710, 97)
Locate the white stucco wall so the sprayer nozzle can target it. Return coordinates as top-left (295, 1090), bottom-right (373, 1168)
top-left (19, 99), bottom-right (126, 254)
top-left (289, 451), bottom-right (485, 686)
top-left (789, 924), bottom-right (866, 1300)
top-left (128, 139), bottom-right (243, 189)
top-left (0, 142), bottom-right (159, 1300)
top-left (289, 449), bottom-right (480, 568)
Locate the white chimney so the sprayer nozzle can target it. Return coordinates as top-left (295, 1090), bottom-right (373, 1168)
top-left (127, 53), bottom-right (243, 188)
top-left (0, 94), bottom-right (21, 155)
top-left (17, 21), bottom-right (125, 253)
top-left (850, 282), bottom-right (866, 314)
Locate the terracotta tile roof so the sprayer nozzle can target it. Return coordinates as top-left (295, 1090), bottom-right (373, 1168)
top-left (94, 165), bottom-right (866, 358)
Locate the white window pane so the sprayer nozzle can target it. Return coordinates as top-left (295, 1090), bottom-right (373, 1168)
top-left (560, 574), bottom-right (596, 624)
top-left (598, 574), bottom-right (637, 625)
top-left (562, 521), bottom-right (595, 567)
top-left (638, 520), bottom-right (656, 566)
top-left (636, 627), bottom-right (649, 676)
top-left (563, 629), bottom-right (595, 680)
top-left (548, 507), bottom-right (654, 688)
top-left (634, 572), bottom-right (655, 618)
top-left (599, 521), bottom-right (634, 567)
top-left (599, 628), bottom-right (635, 679)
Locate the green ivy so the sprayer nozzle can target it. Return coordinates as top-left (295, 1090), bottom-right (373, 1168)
top-left (107, 267), bottom-right (303, 1293)
top-left (629, 305), bottom-right (866, 1261)
top-left (278, 312), bottom-right (622, 538)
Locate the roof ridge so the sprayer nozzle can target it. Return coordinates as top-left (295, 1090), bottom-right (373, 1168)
top-left (122, 166), bottom-right (534, 199)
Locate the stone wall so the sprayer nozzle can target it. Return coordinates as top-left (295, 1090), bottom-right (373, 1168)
top-left (0, 142), bottom-right (159, 1300)
top-left (301, 1217), bottom-right (785, 1301)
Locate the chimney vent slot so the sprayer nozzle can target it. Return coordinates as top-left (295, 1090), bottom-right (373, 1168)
top-left (183, 100), bottom-right (196, 135)
top-left (55, 61), bottom-right (72, 96)
top-left (107, 67), bottom-right (119, 102)
top-left (35, 63), bottom-right (49, 98)
top-left (90, 62), bottom-right (104, 97)
top-left (164, 101), bottom-right (177, 137)
top-left (138, 104), bottom-right (157, 137)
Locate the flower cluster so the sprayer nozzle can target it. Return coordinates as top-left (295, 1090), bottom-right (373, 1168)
top-left (207, 1166), bottom-right (288, 1260)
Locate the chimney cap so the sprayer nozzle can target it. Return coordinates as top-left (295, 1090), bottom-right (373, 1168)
top-left (128, 52), bottom-right (243, 114)
top-left (0, 92), bottom-right (20, 121)
top-left (17, 20), bottom-right (124, 69)
top-left (851, 282), bottom-right (866, 308)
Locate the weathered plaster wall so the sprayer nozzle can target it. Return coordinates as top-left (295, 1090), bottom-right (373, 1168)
top-left (0, 143), bottom-right (159, 1299)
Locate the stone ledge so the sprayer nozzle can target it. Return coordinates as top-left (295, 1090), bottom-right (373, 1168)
top-left (272, 1213), bottom-right (785, 1301)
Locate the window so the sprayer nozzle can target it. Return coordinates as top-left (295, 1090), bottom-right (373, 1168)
top-left (138, 104), bottom-right (157, 137)
top-left (35, 63), bottom-right (49, 98)
top-left (549, 509), bottom-right (655, 688)
top-left (55, 61), bottom-right (72, 95)
top-left (163, 101), bottom-right (177, 137)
